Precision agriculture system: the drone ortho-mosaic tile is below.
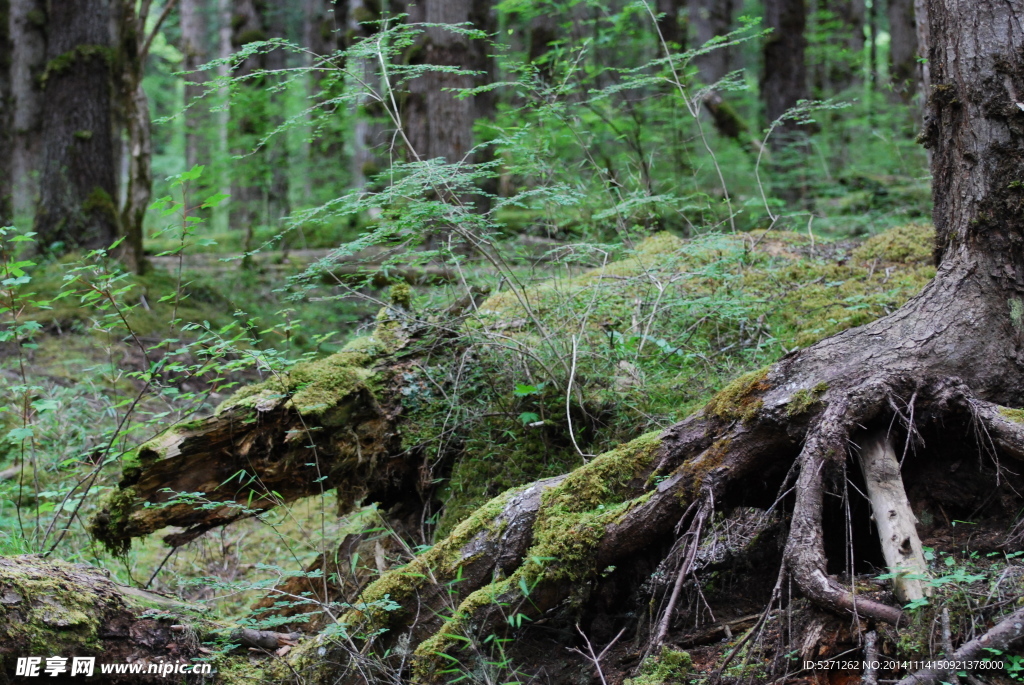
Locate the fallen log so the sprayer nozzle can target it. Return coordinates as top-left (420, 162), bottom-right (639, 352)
top-left (0, 555), bottom-right (211, 684)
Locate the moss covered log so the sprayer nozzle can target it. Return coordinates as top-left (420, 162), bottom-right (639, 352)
top-left (0, 556), bottom-right (211, 683)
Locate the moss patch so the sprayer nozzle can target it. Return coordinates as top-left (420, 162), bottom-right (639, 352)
top-left (705, 367), bottom-right (770, 422)
top-left (625, 646), bottom-right (693, 685)
top-left (89, 487), bottom-right (137, 556)
top-left (852, 223), bottom-right (934, 265)
top-left (998, 406), bottom-right (1024, 424)
top-left (787, 382), bottom-right (830, 417)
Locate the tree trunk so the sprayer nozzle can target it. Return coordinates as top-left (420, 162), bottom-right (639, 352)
top-left (118, 0), bottom-right (178, 274)
top-left (181, 0), bottom-right (210, 172)
top-left (33, 0), bottom-right (119, 253)
top-left (264, 4), bottom-right (289, 226)
top-left (228, 0), bottom-right (289, 249)
top-left (656, 0), bottom-right (683, 50)
top-left (763, 0), bottom-right (809, 136)
top-left (689, 0), bottom-right (732, 85)
top-left (347, 0), bottom-right (387, 191)
top-left (813, 0), bottom-right (864, 94)
top-left (763, 0), bottom-right (810, 202)
top-left (0, 0), bottom-right (13, 227)
top-left (888, 0), bottom-right (918, 102)
top-left (10, 0), bottom-right (45, 221)
top-left (404, 0), bottom-right (480, 164)
top-left (228, 0), bottom-right (267, 243)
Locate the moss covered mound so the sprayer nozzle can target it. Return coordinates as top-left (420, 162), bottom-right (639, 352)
top-left (426, 225), bottom-right (935, 534)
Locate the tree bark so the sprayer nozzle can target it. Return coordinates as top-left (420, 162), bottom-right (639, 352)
top-left (10, 0), bottom-right (45, 221)
top-left (33, 0), bottom-right (119, 253)
top-left (763, 0), bottom-right (809, 137)
top-left (689, 0), bottom-right (732, 85)
top-left (656, 0), bottom-right (683, 51)
top-left (404, 0), bottom-right (488, 164)
top-left (813, 0), bottom-right (864, 94)
top-left (0, 555), bottom-right (209, 683)
top-left (228, 0), bottom-right (289, 248)
top-left (888, 0), bottom-right (918, 102)
top-left (0, 0), bottom-right (13, 227)
top-left (856, 430), bottom-right (930, 604)
top-left (181, 0), bottom-right (210, 172)
top-left (763, 0), bottom-right (811, 202)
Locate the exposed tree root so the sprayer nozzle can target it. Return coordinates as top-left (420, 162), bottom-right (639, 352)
top-left (896, 605), bottom-right (1024, 685)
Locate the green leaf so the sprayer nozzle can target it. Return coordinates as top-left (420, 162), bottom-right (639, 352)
top-left (201, 192), bottom-right (230, 208)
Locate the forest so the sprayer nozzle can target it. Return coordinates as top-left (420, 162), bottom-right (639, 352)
top-left (2, 0), bottom-right (1024, 683)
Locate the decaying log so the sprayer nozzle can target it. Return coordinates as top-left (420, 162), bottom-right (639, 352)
top-left (0, 556), bottom-right (210, 683)
top-left (857, 430), bottom-right (931, 604)
top-left (89, 296), bottom-right (433, 552)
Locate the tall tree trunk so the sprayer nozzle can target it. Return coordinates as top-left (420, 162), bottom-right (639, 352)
top-left (762, 0), bottom-right (810, 203)
top-left (348, 0), bottom-right (385, 191)
top-left (10, 0), bottom-right (45, 221)
top-left (763, 0), bottom-right (809, 132)
top-left (812, 0), bottom-right (864, 94)
top-left (228, 0), bottom-right (289, 249)
top-left (655, 0), bottom-right (683, 50)
top-left (404, 0), bottom-right (479, 164)
top-left (887, 0), bottom-right (918, 102)
top-left (119, 0), bottom-right (178, 274)
top-left (913, 0), bottom-right (930, 96)
top-left (33, 0), bottom-right (119, 252)
top-left (181, 0), bottom-right (210, 171)
top-left (0, 0), bottom-right (13, 227)
top-left (689, 0), bottom-right (732, 85)
top-left (228, 0), bottom-right (267, 244)
top-left (264, 4), bottom-right (290, 226)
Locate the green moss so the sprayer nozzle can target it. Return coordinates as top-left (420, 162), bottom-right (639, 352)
top-left (852, 223), bottom-right (934, 265)
top-left (88, 487), bottom-right (137, 555)
top-left (389, 282), bottom-right (412, 309)
top-left (786, 382), bottom-right (829, 417)
top-left (998, 406), bottom-right (1024, 424)
top-left (41, 45), bottom-right (114, 87)
top-left (218, 349), bottom-right (374, 418)
top-left (0, 559), bottom-right (102, 655)
top-left (1010, 298), bottom-right (1024, 333)
top-left (705, 367), bottom-right (770, 422)
top-left (624, 646), bottom-right (692, 685)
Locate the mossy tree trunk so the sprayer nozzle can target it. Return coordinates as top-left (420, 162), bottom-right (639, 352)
top-left (0, 556), bottom-right (209, 684)
top-left (33, 0), bottom-right (119, 253)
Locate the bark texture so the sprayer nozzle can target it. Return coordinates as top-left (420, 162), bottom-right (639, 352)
top-left (404, 0), bottom-right (491, 164)
top-left (762, 0), bottom-right (809, 135)
top-left (33, 0), bottom-right (119, 252)
top-left (181, 0), bottom-right (211, 171)
top-left (0, 0), bottom-right (13, 227)
top-left (888, 0), bottom-right (918, 102)
top-left (689, 0), bottom-right (732, 85)
top-left (0, 556), bottom-right (208, 683)
top-left (9, 0), bottom-right (45, 219)
top-left (228, 0), bottom-right (290, 242)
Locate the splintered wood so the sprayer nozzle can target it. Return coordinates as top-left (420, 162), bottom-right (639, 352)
top-left (857, 430), bottom-right (931, 605)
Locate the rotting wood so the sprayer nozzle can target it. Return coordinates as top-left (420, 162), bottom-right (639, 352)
top-left (857, 429), bottom-right (931, 605)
